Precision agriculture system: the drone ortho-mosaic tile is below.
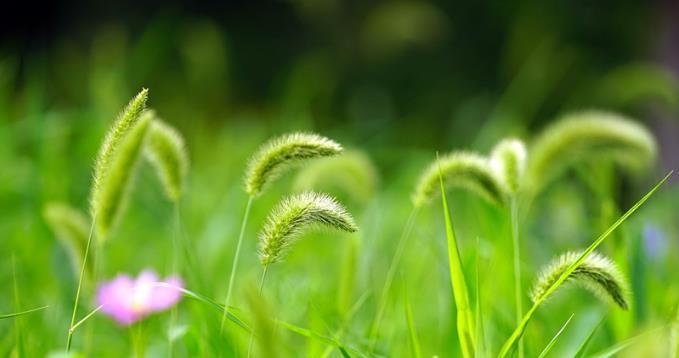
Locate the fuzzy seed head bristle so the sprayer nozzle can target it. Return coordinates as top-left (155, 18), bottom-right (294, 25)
top-left (530, 251), bottom-right (630, 310)
top-left (412, 152), bottom-right (507, 207)
top-left (91, 109), bottom-right (153, 241)
top-left (258, 192), bottom-right (358, 265)
top-left (144, 119), bottom-right (189, 202)
top-left (490, 138), bottom-right (527, 195)
top-left (244, 133), bottom-right (343, 197)
top-left (90, 88), bottom-right (148, 213)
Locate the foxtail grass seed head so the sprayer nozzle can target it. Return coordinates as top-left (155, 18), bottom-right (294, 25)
top-left (412, 152), bottom-right (507, 208)
top-left (244, 133), bottom-right (343, 197)
top-left (258, 192), bottom-right (358, 265)
top-left (90, 89), bottom-right (148, 215)
top-left (144, 119), bottom-right (189, 202)
top-left (530, 251), bottom-right (629, 310)
top-left (526, 110), bottom-right (657, 192)
top-left (490, 138), bottom-right (527, 195)
top-left (43, 202), bottom-right (91, 276)
top-left (91, 110), bottom-right (153, 240)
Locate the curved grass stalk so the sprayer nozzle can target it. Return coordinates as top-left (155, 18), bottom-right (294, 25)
top-left (0, 306), bottom-right (48, 320)
top-left (43, 203), bottom-right (91, 277)
top-left (144, 119), bottom-right (189, 203)
top-left (221, 133), bottom-right (343, 334)
top-left (497, 171), bottom-right (671, 357)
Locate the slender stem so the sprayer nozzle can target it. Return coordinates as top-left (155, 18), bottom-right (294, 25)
top-left (510, 197), bottom-right (524, 358)
top-left (69, 305), bottom-right (105, 333)
top-left (369, 207), bottom-right (418, 349)
top-left (66, 214), bottom-right (96, 352)
top-left (168, 201), bottom-right (182, 357)
top-left (247, 265), bottom-right (269, 358)
top-left (221, 196), bottom-right (254, 334)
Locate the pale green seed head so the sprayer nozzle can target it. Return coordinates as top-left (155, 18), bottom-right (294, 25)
top-left (412, 152), bottom-right (507, 208)
top-left (526, 110), bottom-right (657, 193)
top-left (92, 110), bottom-right (153, 241)
top-left (244, 133), bottom-right (343, 197)
top-left (490, 138), bottom-right (527, 195)
top-left (90, 88), bottom-right (148, 214)
top-left (258, 192), bottom-right (358, 265)
top-left (530, 251), bottom-right (629, 309)
top-left (144, 119), bottom-right (189, 202)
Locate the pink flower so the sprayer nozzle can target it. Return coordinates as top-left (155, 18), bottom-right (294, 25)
top-left (96, 270), bottom-right (184, 325)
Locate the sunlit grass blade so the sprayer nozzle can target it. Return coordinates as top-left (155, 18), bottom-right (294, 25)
top-left (1, 306), bottom-right (48, 320)
top-left (475, 237), bottom-right (486, 358)
top-left (403, 281), bottom-right (421, 358)
top-left (573, 316), bottom-right (605, 358)
top-left (497, 171), bottom-right (672, 358)
top-left (438, 156), bottom-right (475, 358)
top-left (537, 313), bottom-right (574, 358)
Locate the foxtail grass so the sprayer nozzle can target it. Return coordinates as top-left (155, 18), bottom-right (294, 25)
top-left (497, 171), bottom-right (672, 357)
top-left (144, 119), bottom-right (189, 203)
top-left (526, 110), bottom-right (656, 194)
top-left (247, 192), bottom-right (357, 357)
top-left (43, 203), bottom-right (91, 277)
top-left (491, 138), bottom-right (527, 358)
top-left (221, 132), bottom-right (343, 334)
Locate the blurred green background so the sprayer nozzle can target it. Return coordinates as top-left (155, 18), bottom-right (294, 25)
top-left (2, 0), bottom-right (679, 356)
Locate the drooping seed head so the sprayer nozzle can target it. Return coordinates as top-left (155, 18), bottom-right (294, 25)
top-left (530, 251), bottom-right (629, 309)
top-left (90, 88), bottom-right (148, 214)
top-left (412, 152), bottom-right (507, 208)
top-left (244, 133), bottom-right (343, 197)
top-left (43, 202), bottom-right (91, 276)
top-left (91, 109), bottom-right (153, 240)
top-left (526, 110), bottom-right (657, 193)
top-left (144, 119), bottom-right (189, 202)
top-left (258, 192), bottom-right (358, 265)
top-left (490, 138), bottom-right (527, 195)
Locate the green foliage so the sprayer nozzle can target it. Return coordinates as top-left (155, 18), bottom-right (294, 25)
top-left (258, 192), bottom-right (358, 265)
top-left (531, 251), bottom-right (629, 309)
top-left (43, 203), bottom-right (91, 276)
top-left (413, 152), bottom-right (506, 207)
top-left (526, 111), bottom-right (657, 193)
top-left (144, 119), bottom-right (189, 202)
top-left (245, 133), bottom-right (343, 197)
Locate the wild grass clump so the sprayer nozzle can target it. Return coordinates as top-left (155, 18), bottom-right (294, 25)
top-left (144, 119), bottom-right (189, 203)
top-left (258, 191), bottom-right (358, 265)
top-left (244, 133), bottom-right (343, 197)
top-left (531, 251), bottom-right (629, 309)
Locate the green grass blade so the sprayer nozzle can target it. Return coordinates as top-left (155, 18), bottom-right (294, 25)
top-left (537, 314), bottom-right (574, 358)
top-left (0, 306), bottom-right (49, 320)
top-left (589, 326), bottom-right (665, 358)
top-left (475, 237), bottom-right (486, 358)
top-left (498, 171), bottom-right (672, 357)
top-left (403, 281), bottom-right (422, 358)
top-left (573, 316), bottom-right (605, 358)
top-left (438, 156), bottom-right (475, 358)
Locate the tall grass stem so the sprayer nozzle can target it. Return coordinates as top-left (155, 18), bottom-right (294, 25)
top-left (247, 264), bottom-right (269, 358)
top-left (66, 214), bottom-right (96, 352)
top-left (221, 196), bottom-right (254, 334)
top-left (510, 197), bottom-right (524, 358)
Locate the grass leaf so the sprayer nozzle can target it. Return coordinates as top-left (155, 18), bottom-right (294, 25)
top-left (537, 313), bottom-right (574, 358)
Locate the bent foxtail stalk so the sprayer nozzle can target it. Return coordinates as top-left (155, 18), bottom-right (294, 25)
top-left (220, 133), bottom-right (344, 334)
